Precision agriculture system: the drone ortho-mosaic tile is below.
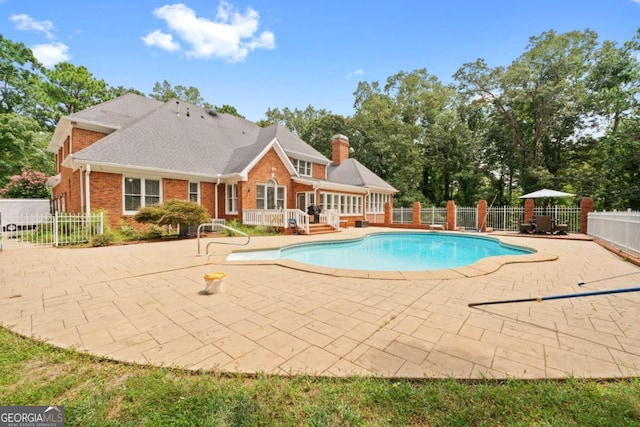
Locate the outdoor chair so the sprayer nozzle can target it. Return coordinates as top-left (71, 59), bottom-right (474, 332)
top-left (519, 222), bottom-right (534, 234)
top-left (553, 221), bottom-right (569, 235)
top-left (535, 215), bottom-right (553, 234)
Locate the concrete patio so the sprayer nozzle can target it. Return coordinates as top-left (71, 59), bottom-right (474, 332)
top-left (1, 228), bottom-right (640, 379)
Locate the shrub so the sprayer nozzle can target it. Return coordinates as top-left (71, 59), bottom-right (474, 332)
top-left (0, 170), bottom-right (51, 199)
top-left (143, 224), bottom-right (165, 239)
top-left (135, 199), bottom-right (210, 236)
top-left (91, 233), bottom-right (114, 247)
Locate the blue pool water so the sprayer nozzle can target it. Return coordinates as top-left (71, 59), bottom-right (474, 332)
top-left (227, 232), bottom-right (534, 271)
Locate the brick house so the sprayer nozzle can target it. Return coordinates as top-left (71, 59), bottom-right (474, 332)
top-left (47, 93), bottom-right (396, 233)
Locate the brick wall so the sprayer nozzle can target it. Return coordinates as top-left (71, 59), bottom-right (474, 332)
top-left (312, 163), bottom-right (326, 179)
top-left (242, 148), bottom-right (293, 210)
top-left (73, 128), bottom-right (107, 152)
top-left (89, 171), bottom-right (122, 226)
top-left (163, 178), bottom-right (188, 201)
top-left (201, 182), bottom-right (215, 218)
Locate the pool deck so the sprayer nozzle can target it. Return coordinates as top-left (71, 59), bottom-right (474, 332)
top-left (2, 227), bottom-right (640, 379)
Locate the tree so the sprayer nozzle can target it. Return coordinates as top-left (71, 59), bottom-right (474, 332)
top-left (214, 104), bottom-right (245, 118)
top-left (42, 62), bottom-right (112, 128)
top-left (455, 30), bottom-right (599, 194)
top-left (352, 80), bottom-right (425, 205)
top-left (0, 35), bottom-right (44, 118)
top-left (0, 113), bottom-right (51, 187)
top-left (150, 80), bottom-right (246, 117)
top-left (0, 170), bottom-right (50, 198)
top-left (150, 80), bottom-right (212, 109)
top-left (108, 86), bottom-right (145, 98)
top-left (582, 31), bottom-right (640, 209)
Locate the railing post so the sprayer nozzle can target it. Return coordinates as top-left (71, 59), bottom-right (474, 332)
top-left (477, 200), bottom-right (487, 232)
top-left (580, 197), bottom-right (594, 234)
top-left (413, 201), bottom-right (421, 226)
top-left (447, 200), bottom-right (456, 230)
top-left (54, 211), bottom-right (59, 247)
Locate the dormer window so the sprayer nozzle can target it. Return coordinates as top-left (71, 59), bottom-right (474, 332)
top-left (293, 159), bottom-right (312, 176)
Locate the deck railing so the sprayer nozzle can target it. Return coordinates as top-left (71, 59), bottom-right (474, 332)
top-left (242, 209), bottom-right (310, 234)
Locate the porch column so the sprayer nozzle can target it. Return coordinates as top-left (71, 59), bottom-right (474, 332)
top-left (524, 198), bottom-right (535, 223)
top-left (477, 199), bottom-right (487, 232)
top-left (412, 201), bottom-right (421, 227)
top-left (446, 200), bottom-right (456, 231)
top-left (384, 201), bottom-right (392, 226)
top-left (580, 197), bottom-right (594, 234)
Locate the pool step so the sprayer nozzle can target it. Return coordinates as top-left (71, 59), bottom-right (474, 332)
top-left (305, 223), bottom-right (339, 235)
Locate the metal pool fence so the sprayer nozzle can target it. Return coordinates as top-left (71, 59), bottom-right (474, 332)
top-left (0, 212), bottom-right (104, 249)
top-left (392, 205), bottom-right (581, 233)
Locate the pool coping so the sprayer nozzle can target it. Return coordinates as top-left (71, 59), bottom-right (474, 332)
top-left (219, 231), bottom-right (558, 280)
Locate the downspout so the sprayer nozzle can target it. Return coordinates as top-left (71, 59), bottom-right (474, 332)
top-left (85, 164), bottom-right (91, 214)
top-left (214, 174), bottom-right (221, 219)
top-left (76, 158), bottom-right (84, 214)
top-left (365, 190), bottom-right (370, 221)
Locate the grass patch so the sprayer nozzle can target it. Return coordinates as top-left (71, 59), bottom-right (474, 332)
top-left (1, 327), bottom-right (640, 426)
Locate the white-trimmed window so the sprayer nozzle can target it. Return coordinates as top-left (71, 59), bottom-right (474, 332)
top-left (189, 182), bottom-right (199, 203)
top-left (256, 180), bottom-right (286, 209)
top-left (320, 192), bottom-right (362, 215)
top-left (124, 177), bottom-right (161, 213)
top-left (293, 159), bottom-right (312, 176)
top-left (226, 184), bottom-right (238, 214)
top-left (367, 192), bottom-right (390, 213)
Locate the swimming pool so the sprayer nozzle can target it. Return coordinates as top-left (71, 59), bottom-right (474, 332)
top-left (226, 232), bottom-right (534, 271)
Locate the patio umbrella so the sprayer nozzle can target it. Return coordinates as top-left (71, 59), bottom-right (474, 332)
top-left (519, 189), bottom-right (575, 199)
top-left (519, 188), bottom-right (575, 214)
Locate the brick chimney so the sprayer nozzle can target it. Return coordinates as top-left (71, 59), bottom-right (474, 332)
top-left (331, 134), bottom-right (349, 166)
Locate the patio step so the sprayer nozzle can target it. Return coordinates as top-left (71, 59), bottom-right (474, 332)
top-left (305, 223), bottom-right (339, 235)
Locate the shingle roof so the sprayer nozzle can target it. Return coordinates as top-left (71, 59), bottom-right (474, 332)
top-left (73, 95), bottom-right (327, 176)
top-left (67, 92), bottom-right (163, 129)
top-left (70, 94), bottom-right (394, 192)
top-left (327, 159), bottom-right (397, 192)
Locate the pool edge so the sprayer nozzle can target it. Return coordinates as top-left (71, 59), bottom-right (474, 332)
top-left (222, 231), bottom-right (558, 280)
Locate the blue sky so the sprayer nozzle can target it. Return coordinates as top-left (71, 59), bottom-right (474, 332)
top-left (2, 0), bottom-right (640, 121)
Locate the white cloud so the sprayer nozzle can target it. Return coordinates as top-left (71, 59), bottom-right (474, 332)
top-left (144, 1), bottom-right (276, 62)
top-left (141, 30), bottom-right (181, 51)
top-left (10, 14), bottom-right (55, 39)
top-left (31, 42), bottom-right (71, 67)
top-left (347, 69), bottom-right (364, 78)
top-left (633, 0), bottom-right (640, 4)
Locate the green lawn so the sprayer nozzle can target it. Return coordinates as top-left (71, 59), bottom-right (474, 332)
top-left (1, 327), bottom-right (639, 426)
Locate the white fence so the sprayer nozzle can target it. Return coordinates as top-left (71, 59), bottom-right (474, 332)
top-left (0, 212), bottom-right (104, 249)
top-left (242, 209), bottom-right (311, 234)
top-left (485, 206), bottom-right (581, 232)
top-left (588, 210), bottom-right (640, 257)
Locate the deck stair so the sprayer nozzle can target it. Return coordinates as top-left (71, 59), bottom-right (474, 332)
top-left (305, 223), bottom-right (339, 235)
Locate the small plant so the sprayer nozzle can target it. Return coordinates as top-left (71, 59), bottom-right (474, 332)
top-left (90, 233), bottom-right (114, 247)
top-left (143, 224), bottom-right (165, 239)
